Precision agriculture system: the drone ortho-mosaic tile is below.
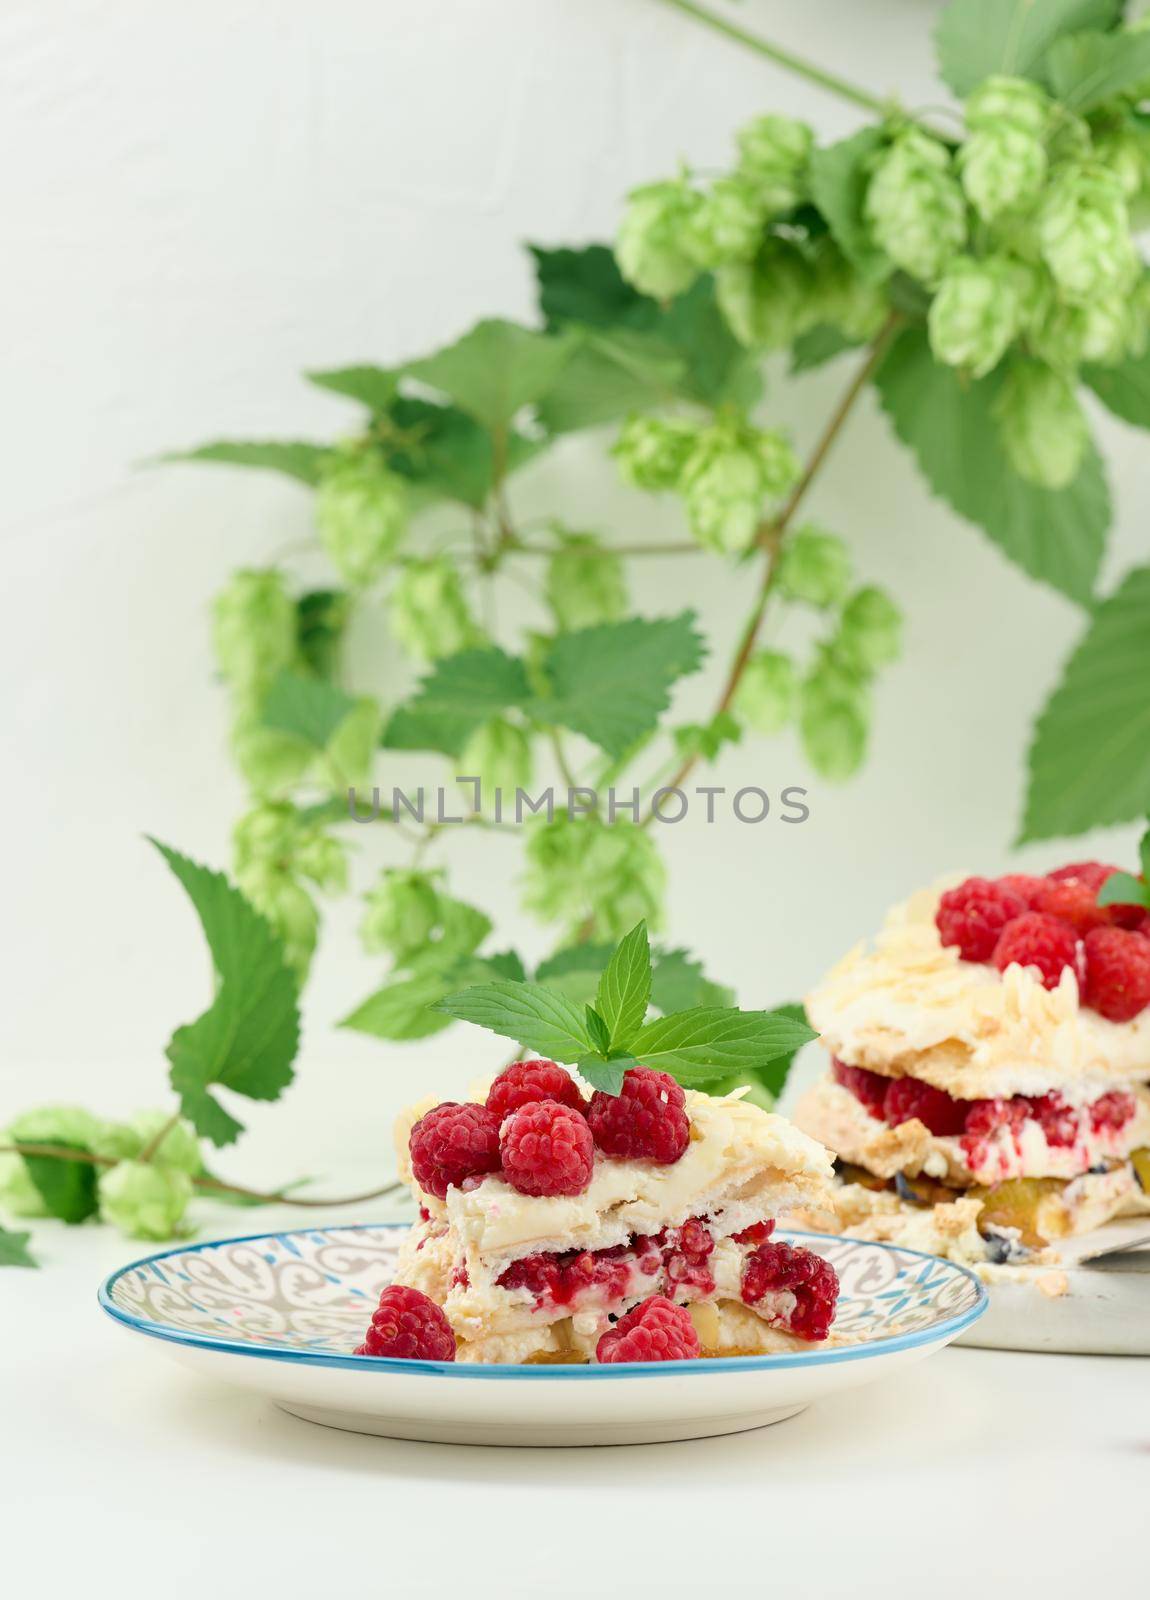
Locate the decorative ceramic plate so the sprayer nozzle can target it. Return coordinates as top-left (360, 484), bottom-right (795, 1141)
top-left (99, 1224), bottom-right (986, 1446)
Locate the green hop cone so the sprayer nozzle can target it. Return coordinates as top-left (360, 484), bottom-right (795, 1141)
top-left (544, 532), bottom-right (627, 630)
top-left (236, 863), bottom-right (318, 978)
top-left (234, 801), bottom-right (302, 873)
top-left (993, 361), bottom-right (1087, 490)
top-left (734, 650), bottom-right (798, 735)
top-left (735, 114), bottom-right (813, 213)
top-left (292, 828), bottom-right (349, 895)
top-left (1092, 125), bottom-right (1149, 201)
top-left (809, 242), bottom-right (889, 341)
top-left (212, 569), bottom-right (296, 704)
top-left (927, 256), bottom-right (1024, 378)
top-left (360, 869), bottom-right (442, 960)
top-left (389, 557), bottom-right (482, 662)
top-left (1027, 276), bottom-right (1131, 368)
top-left (98, 1161), bottom-right (193, 1242)
top-left (316, 449), bottom-right (407, 588)
top-left (776, 526), bottom-right (852, 609)
top-left (230, 717), bottom-right (313, 798)
top-left (799, 661), bottom-right (869, 782)
top-left (679, 421), bottom-right (799, 555)
top-left (612, 414), bottom-right (700, 492)
top-left (959, 126), bottom-right (1047, 223)
top-left (121, 1112), bottom-right (202, 1175)
top-left (716, 237), bottom-right (819, 350)
top-left (835, 586), bottom-right (903, 673)
top-left (523, 816), bottom-right (665, 942)
top-left (966, 76), bottom-right (1051, 139)
top-left (1038, 164), bottom-right (1137, 305)
top-left (1, 1105), bottom-right (114, 1216)
top-left (0, 1150), bottom-right (46, 1218)
top-left (684, 176), bottom-right (768, 268)
top-left (864, 128), bottom-right (967, 286)
top-left (616, 177), bottom-right (702, 300)
top-left (459, 718), bottom-right (533, 805)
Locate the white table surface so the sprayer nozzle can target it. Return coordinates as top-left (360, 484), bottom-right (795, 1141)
top-left (4, 1200), bottom-right (1146, 1600)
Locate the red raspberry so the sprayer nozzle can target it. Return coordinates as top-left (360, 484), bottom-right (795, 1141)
top-left (496, 1253), bottom-right (560, 1302)
top-left (409, 1102), bottom-right (502, 1200)
top-left (587, 1067), bottom-right (690, 1164)
top-left (357, 1285), bottom-right (456, 1361)
top-left (831, 1057), bottom-right (889, 1120)
top-left (485, 1059), bottom-right (585, 1122)
top-left (1048, 861), bottom-right (1119, 889)
top-left (883, 1077), bottom-right (968, 1136)
top-left (964, 1097), bottom-right (1028, 1141)
top-left (499, 1100), bottom-right (594, 1197)
top-left (1083, 927), bottom-right (1150, 1021)
top-left (992, 912), bottom-right (1081, 990)
top-left (936, 877), bottom-right (1029, 962)
top-left (1032, 878), bottom-right (1109, 935)
top-left (740, 1241), bottom-right (839, 1342)
top-left (1090, 1090), bottom-right (1135, 1133)
top-left (663, 1217), bottom-right (715, 1292)
top-left (996, 874), bottom-right (1046, 908)
top-left (1025, 1092), bottom-right (1078, 1148)
top-left (732, 1220), bottom-right (775, 1246)
top-left (596, 1295), bottom-right (700, 1363)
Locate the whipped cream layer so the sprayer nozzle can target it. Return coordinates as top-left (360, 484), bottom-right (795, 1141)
top-left (806, 879), bottom-right (1150, 1098)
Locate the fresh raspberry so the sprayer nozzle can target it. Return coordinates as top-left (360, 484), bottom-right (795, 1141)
top-left (831, 1057), bottom-right (889, 1120)
top-left (357, 1285), bottom-right (456, 1361)
top-left (964, 1097), bottom-right (1028, 1141)
top-left (996, 874), bottom-right (1046, 908)
top-left (663, 1217), bottom-right (715, 1292)
top-left (1090, 1090), bottom-right (1136, 1133)
top-left (936, 877), bottom-right (1029, 962)
top-left (596, 1295), bottom-right (701, 1363)
top-left (740, 1241), bottom-right (838, 1342)
top-left (882, 1076), bottom-right (968, 1136)
top-left (485, 1059), bottom-right (585, 1122)
top-left (587, 1067), bottom-right (690, 1164)
top-left (1032, 878), bottom-right (1109, 935)
top-left (409, 1102), bottom-right (502, 1200)
top-left (732, 1220), bottom-right (776, 1246)
top-left (1025, 1092), bottom-right (1078, 1148)
top-left (1048, 861), bottom-right (1119, 889)
top-left (1083, 927), bottom-right (1150, 1021)
top-left (992, 912), bottom-right (1081, 990)
top-left (499, 1100), bottom-right (594, 1196)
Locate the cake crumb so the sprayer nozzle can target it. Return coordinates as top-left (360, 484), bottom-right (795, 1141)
top-left (1036, 1271), bottom-right (1069, 1299)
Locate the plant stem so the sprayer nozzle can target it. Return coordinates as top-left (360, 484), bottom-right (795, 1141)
top-left (136, 1111), bottom-right (180, 1164)
top-left (653, 0), bottom-right (887, 114)
top-left (641, 313), bottom-right (901, 818)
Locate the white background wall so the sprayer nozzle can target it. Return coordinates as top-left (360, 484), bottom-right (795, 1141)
top-left (2, 0), bottom-right (1146, 1183)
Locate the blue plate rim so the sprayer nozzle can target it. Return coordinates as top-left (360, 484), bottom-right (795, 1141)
top-left (97, 1222), bottom-right (987, 1380)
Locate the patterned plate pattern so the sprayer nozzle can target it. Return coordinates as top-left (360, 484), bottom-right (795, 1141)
top-left (102, 1225), bottom-right (983, 1364)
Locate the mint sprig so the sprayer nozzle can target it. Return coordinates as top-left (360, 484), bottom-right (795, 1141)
top-left (434, 919), bottom-right (816, 1095)
top-left (1096, 824), bottom-right (1150, 911)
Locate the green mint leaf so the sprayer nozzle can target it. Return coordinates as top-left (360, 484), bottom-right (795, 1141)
top-left (595, 920), bottom-right (652, 1049)
top-left (160, 440), bottom-right (329, 485)
top-left (876, 329), bottom-right (1107, 606)
top-left (1140, 827), bottom-right (1150, 886)
top-left (262, 670), bottom-right (358, 750)
top-left (790, 325), bottom-right (864, 376)
top-left (306, 365), bottom-right (401, 411)
top-left (384, 396), bottom-right (543, 510)
top-left (432, 981), bottom-right (593, 1062)
top-left (629, 1005), bottom-right (817, 1084)
top-left (406, 319), bottom-right (576, 432)
top-left (341, 973), bottom-right (458, 1042)
top-left (585, 1005), bottom-right (612, 1054)
top-left (809, 126), bottom-right (892, 283)
top-left (536, 328), bottom-right (685, 434)
top-left (296, 589), bottom-right (350, 682)
top-left (934, 0), bottom-right (1122, 96)
top-left (23, 1142), bottom-right (99, 1225)
top-left (1020, 567), bottom-right (1150, 841)
top-left (1084, 347), bottom-right (1150, 430)
top-left (1096, 871), bottom-right (1150, 910)
top-left (576, 1055), bottom-right (633, 1096)
top-left (530, 243), bottom-right (660, 334)
top-left (383, 646), bottom-right (532, 758)
top-left (0, 1225), bottom-right (37, 1268)
top-left (537, 612), bottom-right (706, 759)
top-left (650, 948), bottom-right (735, 1014)
top-left (152, 839), bottom-right (301, 1147)
top-left (1044, 28), bottom-right (1150, 111)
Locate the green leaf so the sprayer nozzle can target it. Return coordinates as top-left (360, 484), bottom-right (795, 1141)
top-left (0, 1225), bottom-right (37, 1268)
top-left (1044, 28), bottom-right (1150, 110)
top-left (576, 1055), bottom-right (633, 1095)
top-left (406, 319), bottom-right (576, 431)
top-left (1141, 829), bottom-right (1150, 884)
top-left (295, 589), bottom-right (350, 681)
top-left (152, 840), bottom-right (301, 1147)
top-left (1020, 566), bottom-right (1150, 841)
top-left (875, 329), bottom-right (1107, 606)
top-left (262, 670), bottom-right (358, 750)
top-left (530, 243), bottom-right (659, 333)
top-left (790, 325), bottom-right (864, 375)
top-left (536, 329), bottom-right (685, 434)
top-left (934, 0), bottom-right (1123, 96)
top-left (595, 920), bottom-right (652, 1049)
top-left (671, 711), bottom-right (742, 764)
top-left (532, 942), bottom-right (614, 1005)
top-left (537, 612), bottom-right (706, 759)
top-left (1097, 870), bottom-right (1150, 909)
top-left (629, 1005), bottom-right (817, 1084)
top-left (1083, 348), bottom-right (1150, 429)
top-left (740, 1001), bottom-right (812, 1098)
top-left (383, 396), bottom-right (543, 510)
top-left (584, 1005), bottom-right (612, 1054)
top-left (341, 974), bottom-right (457, 1041)
top-left (306, 365), bottom-right (401, 411)
top-left (432, 981), bottom-right (593, 1061)
top-left (809, 127), bottom-right (891, 283)
top-left (483, 949), bottom-right (528, 982)
top-left (657, 276), bottom-right (764, 408)
top-left (23, 1143), bottom-right (99, 1224)
top-left (650, 948), bottom-right (735, 1014)
top-left (161, 440), bottom-right (329, 485)
top-left (382, 646), bottom-right (532, 758)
